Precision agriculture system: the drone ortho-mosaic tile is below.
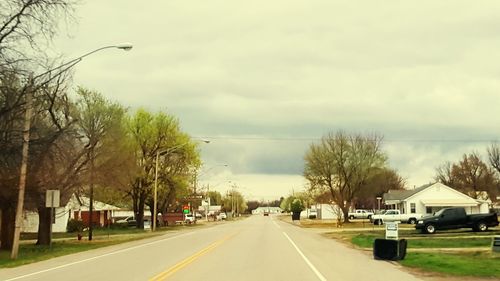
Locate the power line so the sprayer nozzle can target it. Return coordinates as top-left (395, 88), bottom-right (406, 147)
top-left (195, 135), bottom-right (500, 143)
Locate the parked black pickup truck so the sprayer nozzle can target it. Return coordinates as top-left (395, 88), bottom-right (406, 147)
top-left (416, 207), bottom-right (499, 234)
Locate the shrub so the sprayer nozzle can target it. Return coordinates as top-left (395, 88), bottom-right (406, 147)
top-left (67, 219), bottom-right (85, 233)
top-left (290, 199), bottom-right (304, 213)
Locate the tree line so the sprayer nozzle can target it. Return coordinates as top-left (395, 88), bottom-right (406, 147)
top-left (303, 131), bottom-right (500, 223)
top-left (0, 0), bottom-right (201, 250)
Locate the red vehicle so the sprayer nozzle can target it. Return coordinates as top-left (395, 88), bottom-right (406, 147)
top-left (162, 213), bottom-right (185, 226)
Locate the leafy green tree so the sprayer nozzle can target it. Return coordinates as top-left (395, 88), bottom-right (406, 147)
top-left (222, 190), bottom-right (247, 215)
top-left (207, 190), bottom-right (222, 206)
top-left (72, 87), bottom-right (127, 239)
top-left (280, 196), bottom-right (294, 212)
top-left (126, 109), bottom-right (200, 228)
top-left (304, 131), bottom-right (387, 222)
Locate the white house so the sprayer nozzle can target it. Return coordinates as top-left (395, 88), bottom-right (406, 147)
top-left (22, 194), bottom-right (120, 233)
top-left (22, 207), bottom-right (70, 233)
top-left (383, 182), bottom-right (490, 216)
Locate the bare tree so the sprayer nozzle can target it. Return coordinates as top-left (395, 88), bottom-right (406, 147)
top-left (0, 0), bottom-right (76, 250)
top-left (435, 161), bottom-right (454, 187)
top-left (488, 142), bottom-right (500, 174)
top-left (0, 0), bottom-right (75, 69)
top-left (304, 131), bottom-right (387, 223)
top-left (436, 152), bottom-right (497, 199)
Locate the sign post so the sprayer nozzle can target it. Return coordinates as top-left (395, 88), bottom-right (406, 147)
top-left (385, 221), bottom-right (399, 240)
top-left (45, 190), bottom-right (60, 247)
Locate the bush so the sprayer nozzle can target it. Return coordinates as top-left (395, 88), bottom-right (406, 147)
top-left (110, 222), bottom-right (129, 229)
top-left (290, 199), bottom-right (304, 213)
top-left (67, 219), bottom-right (85, 233)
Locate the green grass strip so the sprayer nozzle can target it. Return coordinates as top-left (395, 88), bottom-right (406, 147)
top-left (351, 234), bottom-right (492, 248)
top-left (401, 252), bottom-right (500, 278)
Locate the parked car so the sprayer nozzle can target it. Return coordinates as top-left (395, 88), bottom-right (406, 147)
top-left (370, 209), bottom-right (423, 225)
top-left (263, 211), bottom-right (269, 216)
top-left (416, 207), bottom-right (499, 234)
top-left (195, 212), bottom-right (203, 219)
top-left (184, 213), bottom-right (196, 224)
top-left (116, 216), bottom-right (136, 227)
top-left (217, 212), bottom-right (227, 220)
top-left (348, 209), bottom-right (374, 220)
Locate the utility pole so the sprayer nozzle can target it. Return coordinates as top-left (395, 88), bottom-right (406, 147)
top-left (11, 75), bottom-right (33, 259)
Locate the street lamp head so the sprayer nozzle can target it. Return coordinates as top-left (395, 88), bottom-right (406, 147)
top-left (116, 43), bottom-right (133, 51)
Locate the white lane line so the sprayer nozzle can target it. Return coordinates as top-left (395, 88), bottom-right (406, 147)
top-left (4, 231), bottom-right (195, 281)
top-left (282, 232), bottom-right (327, 281)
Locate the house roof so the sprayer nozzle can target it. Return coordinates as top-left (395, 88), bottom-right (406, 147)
top-left (68, 194), bottom-right (120, 211)
top-left (383, 183), bottom-right (434, 201)
top-left (383, 182), bottom-right (488, 207)
top-left (254, 207), bottom-right (282, 211)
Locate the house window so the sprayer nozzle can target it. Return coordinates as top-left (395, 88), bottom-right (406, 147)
top-left (410, 203), bottom-right (416, 214)
top-left (426, 207), bottom-right (432, 214)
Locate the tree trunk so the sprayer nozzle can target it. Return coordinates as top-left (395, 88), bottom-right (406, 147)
top-left (136, 193), bottom-right (145, 229)
top-left (341, 205), bottom-right (350, 223)
top-left (148, 203), bottom-right (155, 228)
top-left (0, 207), bottom-right (15, 250)
top-left (36, 207), bottom-right (51, 245)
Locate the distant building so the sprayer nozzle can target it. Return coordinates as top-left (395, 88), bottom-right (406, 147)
top-left (252, 207), bottom-right (282, 214)
top-left (197, 205), bottom-right (222, 215)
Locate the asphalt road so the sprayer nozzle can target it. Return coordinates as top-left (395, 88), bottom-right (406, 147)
top-left (0, 215), bottom-right (423, 281)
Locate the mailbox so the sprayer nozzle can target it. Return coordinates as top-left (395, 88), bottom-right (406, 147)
top-left (493, 236), bottom-right (500, 252)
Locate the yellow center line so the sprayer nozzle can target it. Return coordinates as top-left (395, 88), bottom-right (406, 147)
top-left (149, 232), bottom-right (239, 281)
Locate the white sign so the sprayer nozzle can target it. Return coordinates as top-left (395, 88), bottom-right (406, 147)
top-left (385, 221), bottom-right (399, 240)
top-left (45, 190), bottom-right (60, 208)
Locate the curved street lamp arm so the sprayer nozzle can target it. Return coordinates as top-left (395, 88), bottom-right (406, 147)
top-left (32, 44), bottom-right (132, 84)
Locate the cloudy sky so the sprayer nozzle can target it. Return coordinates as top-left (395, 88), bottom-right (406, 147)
top-left (53, 1), bottom-right (500, 200)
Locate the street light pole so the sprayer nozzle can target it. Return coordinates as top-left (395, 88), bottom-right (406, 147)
top-left (10, 43), bottom-right (133, 258)
top-left (153, 151), bottom-right (160, 231)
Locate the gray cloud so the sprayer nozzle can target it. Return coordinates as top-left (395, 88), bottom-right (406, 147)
top-left (53, 1), bottom-right (500, 198)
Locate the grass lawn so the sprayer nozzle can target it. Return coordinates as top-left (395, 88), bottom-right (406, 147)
top-left (322, 228), bottom-right (500, 279)
top-left (401, 252), bottom-right (500, 278)
top-left (0, 224), bottom-right (202, 268)
top-left (350, 233), bottom-right (493, 248)
top-left (0, 235), bottom-right (150, 268)
top-left (20, 226), bottom-right (154, 241)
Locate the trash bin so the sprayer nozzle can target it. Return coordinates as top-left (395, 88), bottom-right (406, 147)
top-left (373, 238), bottom-right (407, 260)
